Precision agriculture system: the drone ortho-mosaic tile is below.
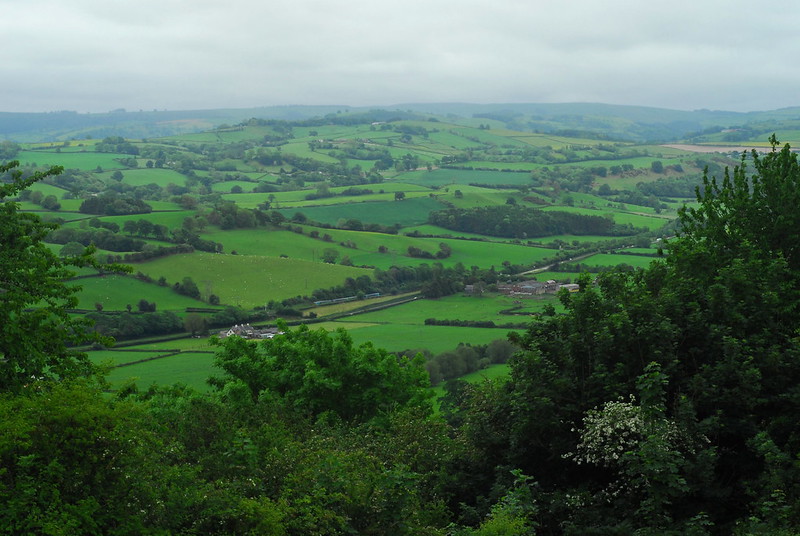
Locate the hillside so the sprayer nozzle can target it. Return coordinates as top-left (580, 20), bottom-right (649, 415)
top-left (4, 102), bottom-right (800, 143)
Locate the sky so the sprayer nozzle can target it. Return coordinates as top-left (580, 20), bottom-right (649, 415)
top-left (2, 0), bottom-right (799, 114)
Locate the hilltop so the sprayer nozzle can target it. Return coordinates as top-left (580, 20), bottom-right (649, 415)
top-left (4, 102), bottom-right (800, 143)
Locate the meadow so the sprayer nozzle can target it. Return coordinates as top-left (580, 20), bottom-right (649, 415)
top-left (72, 274), bottom-right (208, 311)
top-left (15, 150), bottom-right (128, 170)
top-left (277, 197), bottom-right (445, 227)
top-left (133, 252), bottom-right (372, 308)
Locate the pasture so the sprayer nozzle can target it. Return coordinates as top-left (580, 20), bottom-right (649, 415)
top-left (71, 274), bottom-right (208, 311)
top-left (277, 197), bottom-right (446, 227)
top-left (349, 293), bottom-right (554, 326)
top-left (15, 150), bottom-right (127, 170)
top-left (133, 252), bottom-right (372, 308)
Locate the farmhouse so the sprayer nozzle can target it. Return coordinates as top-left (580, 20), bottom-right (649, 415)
top-left (497, 280), bottom-right (559, 296)
top-left (218, 324), bottom-right (281, 339)
top-left (496, 280), bottom-right (581, 297)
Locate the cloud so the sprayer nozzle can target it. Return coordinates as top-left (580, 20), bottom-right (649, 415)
top-left (1, 0), bottom-right (798, 112)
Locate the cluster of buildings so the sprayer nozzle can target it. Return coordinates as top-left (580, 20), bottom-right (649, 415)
top-left (218, 324), bottom-right (282, 339)
top-left (466, 280), bottom-right (580, 297)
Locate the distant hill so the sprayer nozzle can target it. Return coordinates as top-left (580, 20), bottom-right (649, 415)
top-left (3, 102), bottom-right (800, 143)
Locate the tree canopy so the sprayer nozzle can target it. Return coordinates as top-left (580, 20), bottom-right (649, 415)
top-left (210, 321), bottom-right (432, 423)
top-left (0, 161), bottom-right (115, 391)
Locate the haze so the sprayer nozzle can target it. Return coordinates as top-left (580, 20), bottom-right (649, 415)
top-left (2, 0), bottom-right (798, 113)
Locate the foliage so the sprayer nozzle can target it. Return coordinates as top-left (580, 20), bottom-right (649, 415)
top-left (429, 205), bottom-right (644, 238)
top-left (0, 161), bottom-right (124, 391)
top-left (210, 322), bottom-right (432, 422)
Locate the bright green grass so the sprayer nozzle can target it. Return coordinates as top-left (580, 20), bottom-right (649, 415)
top-left (332, 322), bottom-right (524, 354)
top-left (537, 205), bottom-right (670, 231)
top-left (349, 294), bottom-right (553, 325)
top-left (105, 351), bottom-right (216, 391)
top-left (245, 190), bottom-right (435, 210)
top-left (527, 271), bottom-right (584, 282)
top-left (18, 182), bottom-right (69, 198)
top-left (281, 142), bottom-right (342, 163)
top-left (202, 227), bottom-right (554, 270)
top-left (133, 252), bottom-right (372, 308)
top-left (568, 253), bottom-right (659, 269)
top-left (404, 224), bottom-right (527, 243)
top-left (108, 168), bottom-right (188, 187)
top-left (90, 350), bottom-right (170, 367)
top-left (396, 168), bottom-right (535, 187)
top-left (15, 150), bottom-right (127, 170)
top-left (71, 274), bottom-right (207, 311)
top-left (277, 197), bottom-right (446, 227)
top-left (431, 363), bottom-right (511, 404)
top-left (211, 180), bottom-right (259, 193)
top-left (218, 185), bottom-right (429, 208)
top-left (526, 234), bottom-right (623, 246)
top-left (61, 210), bottom-right (197, 230)
top-left (19, 202), bottom-right (83, 215)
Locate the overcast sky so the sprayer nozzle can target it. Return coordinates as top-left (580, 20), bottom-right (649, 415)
top-left (2, 0), bottom-right (798, 113)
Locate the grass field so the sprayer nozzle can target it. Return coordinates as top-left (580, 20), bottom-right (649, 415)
top-left (349, 293), bottom-right (554, 325)
top-left (133, 252), bottom-right (372, 308)
top-left (568, 253), bottom-right (660, 269)
top-left (111, 168), bottom-right (189, 187)
top-left (338, 323), bottom-right (523, 354)
top-left (277, 197), bottom-right (446, 227)
top-left (72, 274), bottom-right (208, 311)
top-left (105, 351), bottom-right (216, 391)
top-left (201, 226), bottom-right (555, 271)
top-left (15, 150), bottom-right (127, 170)
top-left (396, 168), bottom-right (535, 187)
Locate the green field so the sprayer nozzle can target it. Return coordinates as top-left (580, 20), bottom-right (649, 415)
top-left (72, 274), bottom-right (208, 311)
top-left (278, 197), bottom-right (446, 227)
top-left (349, 293), bottom-right (554, 325)
top-left (133, 252), bottom-right (372, 308)
top-left (15, 150), bottom-right (127, 170)
top-left (201, 226), bottom-right (554, 270)
top-left (568, 252), bottom-right (660, 269)
top-left (396, 168), bottom-right (535, 187)
top-left (110, 168), bottom-right (189, 187)
top-left (105, 351), bottom-right (216, 391)
top-left (339, 322), bottom-right (523, 354)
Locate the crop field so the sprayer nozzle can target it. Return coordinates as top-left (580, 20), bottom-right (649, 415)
top-left (72, 274), bottom-right (208, 311)
top-left (133, 252), bottom-right (372, 308)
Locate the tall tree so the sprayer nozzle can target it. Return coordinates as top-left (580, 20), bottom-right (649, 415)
top-left (0, 161), bottom-right (121, 391)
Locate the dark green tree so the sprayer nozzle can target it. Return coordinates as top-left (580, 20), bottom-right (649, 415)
top-left (0, 161), bottom-right (123, 391)
top-left (210, 322), bottom-right (431, 422)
